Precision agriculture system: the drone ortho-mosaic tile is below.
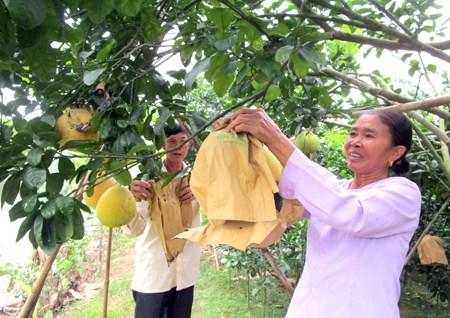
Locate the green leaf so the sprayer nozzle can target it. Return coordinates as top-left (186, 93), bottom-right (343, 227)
top-left (58, 157), bottom-right (75, 180)
top-left (265, 85), bottom-right (281, 101)
top-left (185, 57), bottom-right (212, 90)
top-left (41, 199), bottom-right (57, 218)
top-left (23, 166), bottom-right (46, 189)
top-left (62, 139), bottom-right (100, 151)
top-left (0, 5), bottom-right (17, 61)
top-left (76, 199), bottom-right (91, 213)
top-left (27, 147), bottom-right (44, 166)
top-left (154, 108), bottom-right (173, 135)
top-left (2, 173), bottom-right (22, 207)
top-left (209, 7), bottom-right (235, 31)
top-left (115, 0), bottom-right (143, 16)
top-left (34, 214), bottom-right (56, 254)
top-left (22, 40), bottom-right (57, 81)
top-left (161, 171), bottom-right (180, 188)
top-left (298, 46), bottom-right (326, 65)
top-left (214, 35), bottom-right (238, 51)
top-left (56, 196), bottom-right (75, 216)
top-left (46, 173), bottom-right (65, 195)
top-left (83, 68), bottom-right (107, 85)
top-left (9, 201), bottom-right (27, 222)
top-left (110, 161), bottom-right (132, 186)
top-left (275, 45), bottom-right (294, 64)
top-left (96, 39), bottom-right (116, 62)
top-left (22, 193), bottom-right (38, 213)
top-left (426, 64), bottom-right (437, 73)
top-left (80, 0), bottom-right (114, 24)
top-left (213, 73), bottom-right (234, 97)
top-left (291, 52), bottom-right (309, 78)
top-left (28, 118), bottom-right (54, 134)
top-left (16, 211), bottom-right (38, 242)
top-left (71, 207), bottom-right (85, 240)
top-left (54, 212), bottom-right (73, 243)
top-left (11, 132), bottom-right (33, 146)
top-left (4, 0), bottom-right (46, 30)
top-left (128, 144), bottom-right (152, 154)
top-left (86, 158), bottom-right (104, 170)
top-left (17, 23), bottom-right (46, 48)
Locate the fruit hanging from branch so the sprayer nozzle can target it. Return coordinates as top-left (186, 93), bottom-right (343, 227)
top-left (263, 145), bottom-right (283, 181)
top-left (83, 175), bottom-right (117, 209)
top-left (55, 107), bottom-right (100, 147)
top-left (95, 185), bottom-right (136, 228)
top-left (294, 130), bottom-right (321, 154)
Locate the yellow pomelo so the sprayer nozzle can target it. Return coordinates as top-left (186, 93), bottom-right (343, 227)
top-left (96, 185), bottom-right (136, 228)
top-left (263, 145), bottom-right (283, 181)
top-left (83, 176), bottom-right (117, 209)
top-left (294, 130), bottom-right (320, 154)
top-left (55, 107), bottom-right (100, 147)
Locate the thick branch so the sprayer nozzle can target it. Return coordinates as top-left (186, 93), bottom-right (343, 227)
top-left (262, 248), bottom-right (295, 295)
top-left (407, 111), bottom-right (450, 147)
top-left (320, 67), bottom-right (414, 103)
top-left (411, 122), bottom-right (450, 184)
top-left (352, 94), bottom-right (450, 115)
top-left (309, 0), bottom-right (450, 63)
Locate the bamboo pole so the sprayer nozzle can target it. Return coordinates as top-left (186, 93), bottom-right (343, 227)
top-left (102, 227), bottom-right (113, 318)
top-left (405, 196), bottom-right (450, 265)
top-left (19, 244), bottom-right (62, 318)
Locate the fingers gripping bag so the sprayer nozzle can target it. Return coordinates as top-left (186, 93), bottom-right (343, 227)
top-left (175, 129), bottom-right (304, 250)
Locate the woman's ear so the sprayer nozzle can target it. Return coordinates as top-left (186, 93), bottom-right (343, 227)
top-left (392, 145), bottom-right (406, 162)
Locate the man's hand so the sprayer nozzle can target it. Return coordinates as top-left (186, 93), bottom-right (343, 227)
top-left (178, 179), bottom-right (195, 204)
top-left (130, 180), bottom-right (154, 202)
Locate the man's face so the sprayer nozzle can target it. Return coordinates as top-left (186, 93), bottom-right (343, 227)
top-left (164, 132), bottom-right (190, 164)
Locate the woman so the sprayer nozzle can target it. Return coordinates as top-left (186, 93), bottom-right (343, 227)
top-left (224, 108), bottom-right (421, 318)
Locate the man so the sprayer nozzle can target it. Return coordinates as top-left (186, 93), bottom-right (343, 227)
top-left (123, 122), bottom-right (201, 318)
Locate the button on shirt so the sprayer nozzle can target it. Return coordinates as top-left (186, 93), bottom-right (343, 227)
top-left (279, 150), bottom-right (421, 318)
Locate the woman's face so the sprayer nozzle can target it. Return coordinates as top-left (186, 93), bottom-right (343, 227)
top-left (343, 114), bottom-right (404, 177)
top-left (164, 132), bottom-right (190, 164)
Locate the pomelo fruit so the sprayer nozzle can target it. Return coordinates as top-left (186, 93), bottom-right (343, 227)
top-left (294, 130), bottom-right (320, 154)
top-left (263, 145), bottom-right (283, 181)
top-left (55, 107), bottom-right (100, 147)
top-left (96, 185), bottom-right (136, 228)
top-left (83, 175), bottom-right (117, 209)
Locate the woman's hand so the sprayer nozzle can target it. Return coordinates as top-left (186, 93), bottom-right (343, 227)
top-left (130, 180), bottom-right (154, 202)
top-left (178, 179), bottom-right (196, 204)
top-left (227, 108), bottom-right (296, 166)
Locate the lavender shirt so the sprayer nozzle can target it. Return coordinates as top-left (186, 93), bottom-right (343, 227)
top-left (278, 150), bottom-right (421, 318)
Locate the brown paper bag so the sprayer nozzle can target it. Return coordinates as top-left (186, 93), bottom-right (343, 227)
top-left (149, 179), bottom-right (193, 263)
top-left (189, 130), bottom-right (278, 224)
top-left (175, 199), bottom-right (304, 250)
top-left (417, 234), bottom-right (448, 265)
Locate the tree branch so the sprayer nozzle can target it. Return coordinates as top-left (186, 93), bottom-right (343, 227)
top-left (367, 0), bottom-right (414, 37)
top-left (320, 67), bottom-right (414, 103)
top-left (352, 94), bottom-right (450, 116)
top-left (407, 111), bottom-right (450, 147)
top-left (218, 0), bottom-right (274, 40)
top-left (309, 0), bottom-right (450, 63)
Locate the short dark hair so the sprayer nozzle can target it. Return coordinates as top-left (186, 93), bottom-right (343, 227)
top-left (366, 109), bottom-right (412, 174)
top-left (164, 121), bottom-right (184, 137)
